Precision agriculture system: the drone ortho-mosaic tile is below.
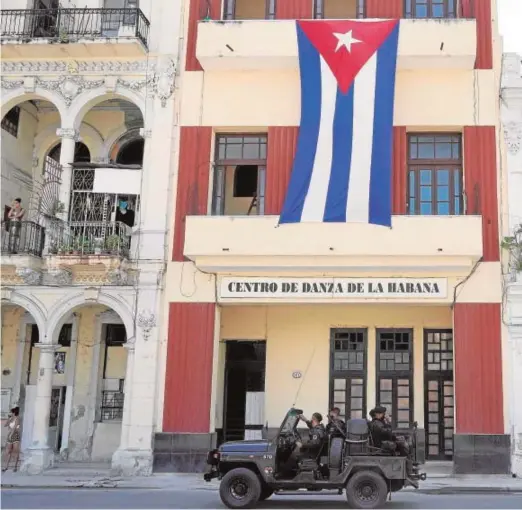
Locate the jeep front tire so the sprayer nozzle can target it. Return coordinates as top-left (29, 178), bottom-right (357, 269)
top-left (219, 467), bottom-right (262, 509)
top-left (345, 470), bottom-right (388, 509)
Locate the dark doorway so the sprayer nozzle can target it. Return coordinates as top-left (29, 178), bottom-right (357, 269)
top-left (329, 328), bottom-right (367, 421)
top-left (376, 329), bottom-right (414, 430)
top-left (48, 141), bottom-right (91, 164)
top-left (424, 329), bottom-right (454, 460)
top-left (116, 138), bottom-right (144, 165)
top-left (223, 341), bottom-right (266, 443)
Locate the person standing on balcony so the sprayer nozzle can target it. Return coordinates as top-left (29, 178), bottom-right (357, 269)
top-left (7, 198), bottom-right (25, 254)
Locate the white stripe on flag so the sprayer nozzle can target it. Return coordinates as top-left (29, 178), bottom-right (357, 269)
top-left (345, 53), bottom-right (377, 223)
top-left (301, 57), bottom-right (338, 222)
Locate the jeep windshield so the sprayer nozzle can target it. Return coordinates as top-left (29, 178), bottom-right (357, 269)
top-left (279, 408), bottom-right (303, 435)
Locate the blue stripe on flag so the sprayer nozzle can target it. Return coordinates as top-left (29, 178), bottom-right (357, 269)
top-left (279, 25), bottom-right (322, 224)
top-left (323, 84), bottom-right (355, 222)
top-left (368, 24), bottom-right (400, 227)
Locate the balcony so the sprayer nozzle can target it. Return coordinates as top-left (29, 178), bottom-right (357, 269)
top-left (184, 215), bottom-right (483, 273)
top-left (43, 220), bottom-right (132, 285)
top-left (0, 8), bottom-right (149, 59)
top-left (1, 221), bottom-right (45, 286)
top-left (195, 17), bottom-right (477, 72)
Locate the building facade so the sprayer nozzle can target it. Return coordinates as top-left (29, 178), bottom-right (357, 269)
top-left (157, 0), bottom-right (511, 475)
top-left (1, 0), bottom-right (181, 475)
top-left (502, 52), bottom-right (522, 477)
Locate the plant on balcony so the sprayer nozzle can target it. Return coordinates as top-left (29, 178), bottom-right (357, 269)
top-left (104, 235), bottom-right (121, 255)
top-left (93, 237), bottom-right (104, 255)
top-left (72, 236), bottom-right (90, 255)
top-left (501, 224), bottom-right (522, 279)
top-left (58, 27), bottom-right (69, 43)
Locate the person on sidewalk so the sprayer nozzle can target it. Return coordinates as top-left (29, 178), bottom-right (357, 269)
top-left (2, 406), bottom-right (21, 472)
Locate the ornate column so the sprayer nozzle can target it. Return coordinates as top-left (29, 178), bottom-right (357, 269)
top-left (56, 127), bottom-right (79, 219)
top-left (21, 343), bottom-right (59, 474)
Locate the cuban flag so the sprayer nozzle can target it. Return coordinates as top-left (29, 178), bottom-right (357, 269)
top-left (279, 20), bottom-right (400, 227)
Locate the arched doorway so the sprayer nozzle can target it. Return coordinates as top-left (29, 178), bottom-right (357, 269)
top-left (47, 141), bottom-right (91, 164)
top-left (116, 138), bottom-right (144, 166)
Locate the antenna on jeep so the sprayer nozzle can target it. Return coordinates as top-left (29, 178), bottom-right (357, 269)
top-left (292, 342), bottom-right (318, 407)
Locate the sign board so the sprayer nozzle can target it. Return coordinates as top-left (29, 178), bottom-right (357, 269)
top-left (93, 168), bottom-right (142, 195)
top-left (219, 277), bottom-right (448, 300)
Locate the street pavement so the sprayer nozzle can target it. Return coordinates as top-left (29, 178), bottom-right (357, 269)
top-left (2, 487), bottom-right (522, 509)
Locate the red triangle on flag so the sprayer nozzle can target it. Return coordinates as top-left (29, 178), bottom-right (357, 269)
top-left (298, 20), bottom-right (399, 94)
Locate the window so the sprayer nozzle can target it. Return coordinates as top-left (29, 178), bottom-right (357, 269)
top-left (224, 0), bottom-right (276, 20)
top-left (407, 134), bottom-right (463, 216)
top-left (329, 329), bottom-right (367, 421)
top-left (212, 134), bottom-right (267, 216)
top-left (405, 0), bottom-right (456, 19)
top-left (376, 329), bottom-right (413, 430)
top-left (1, 106), bottom-right (21, 138)
top-left (100, 324), bottom-right (127, 421)
top-left (314, 0), bottom-right (365, 19)
top-left (58, 324), bottom-right (72, 347)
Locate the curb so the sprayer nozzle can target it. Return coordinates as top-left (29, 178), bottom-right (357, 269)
top-left (415, 487), bottom-right (522, 495)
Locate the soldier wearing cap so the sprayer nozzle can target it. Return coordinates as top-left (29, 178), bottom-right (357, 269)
top-left (368, 405), bottom-right (395, 448)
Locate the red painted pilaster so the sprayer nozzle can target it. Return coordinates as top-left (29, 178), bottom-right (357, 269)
top-left (275, 0), bottom-right (313, 19)
top-left (265, 127), bottom-right (298, 215)
top-left (392, 126), bottom-right (407, 215)
top-left (172, 127), bottom-right (212, 262)
top-left (186, 0), bottom-right (223, 71)
top-left (463, 126), bottom-right (499, 261)
top-left (474, 0), bottom-right (493, 69)
top-left (163, 303), bottom-right (216, 433)
top-left (453, 303), bottom-right (504, 434)
top-left (365, 0), bottom-right (403, 18)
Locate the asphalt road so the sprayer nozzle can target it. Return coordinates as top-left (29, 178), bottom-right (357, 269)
top-left (2, 488), bottom-right (522, 509)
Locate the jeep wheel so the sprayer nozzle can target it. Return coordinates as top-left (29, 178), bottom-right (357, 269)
top-left (219, 468), bottom-right (262, 509)
top-left (345, 471), bottom-right (388, 509)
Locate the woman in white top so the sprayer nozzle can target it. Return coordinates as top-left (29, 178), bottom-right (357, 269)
top-left (2, 406), bottom-right (21, 472)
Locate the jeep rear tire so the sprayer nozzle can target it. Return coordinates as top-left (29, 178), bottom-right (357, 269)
top-left (345, 470), bottom-right (388, 509)
top-left (219, 467), bottom-right (262, 509)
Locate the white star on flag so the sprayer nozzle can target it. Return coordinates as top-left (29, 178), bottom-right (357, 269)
top-left (333, 30), bottom-right (362, 53)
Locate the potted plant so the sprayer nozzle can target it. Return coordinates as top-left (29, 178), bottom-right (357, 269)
top-left (93, 237), bottom-right (103, 255)
top-left (501, 224), bottom-right (522, 282)
top-left (105, 235), bottom-right (121, 255)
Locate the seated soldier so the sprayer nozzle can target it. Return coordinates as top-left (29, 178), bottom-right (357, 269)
top-left (280, 412), bottom-right (325, 475)
top-left (369, 406), bottom-right (410, 457)
top-left (326, 407), bottom-right (346, 439)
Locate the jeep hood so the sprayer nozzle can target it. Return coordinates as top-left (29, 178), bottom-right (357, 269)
top-left (219, 440), bottom-right (270, 453)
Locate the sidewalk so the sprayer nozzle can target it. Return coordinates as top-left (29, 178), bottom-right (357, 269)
top-left (1, 465), bottom-right (522, 494)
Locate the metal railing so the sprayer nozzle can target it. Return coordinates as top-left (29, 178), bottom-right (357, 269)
top-left (48, 220), bottom-right (131, 258)
top-left (1, 8), bottom-right (150, 48)
top-left (100, 390), bottom-right (124, 422)
top-left (1, 220), bottom-right (45, 257)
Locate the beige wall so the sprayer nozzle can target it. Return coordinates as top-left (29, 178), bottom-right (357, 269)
top-left (180, 68), bottom-right (497, 128)
top-left (1, 104), bottom-right (38, 211)
top-left (219, 304), bottom-right (452, 429)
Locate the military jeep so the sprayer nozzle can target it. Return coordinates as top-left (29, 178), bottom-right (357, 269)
top-left (204, 408), bottom-right (426, 509)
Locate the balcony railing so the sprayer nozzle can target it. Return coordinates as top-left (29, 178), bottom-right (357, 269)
top-left (1, 220), bottom-right (45, 257)
top-left (48, 221), bottom-right (131, 258)
top-left (1, 8), bottom-right (150, 48)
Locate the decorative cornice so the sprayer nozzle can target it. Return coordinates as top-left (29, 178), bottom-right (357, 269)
top-left (137, 309), bottom-right (156, 341)
top-left (107, 268), bottom-right (129, 286)
top-left (35, 76), bottom-right (105, 107)
top-left (116, 76), bottom-right (150, 92)
top-left (15, 268), bottom-right (42, 286)
top-left (1, 79), bottom-right (24, 90)
top-left (2, 59), bottom-right (148, 75)
top-left (46, 268), bottom-right (73, 286)
top-left (505, 121), bottom-right (522, 155)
